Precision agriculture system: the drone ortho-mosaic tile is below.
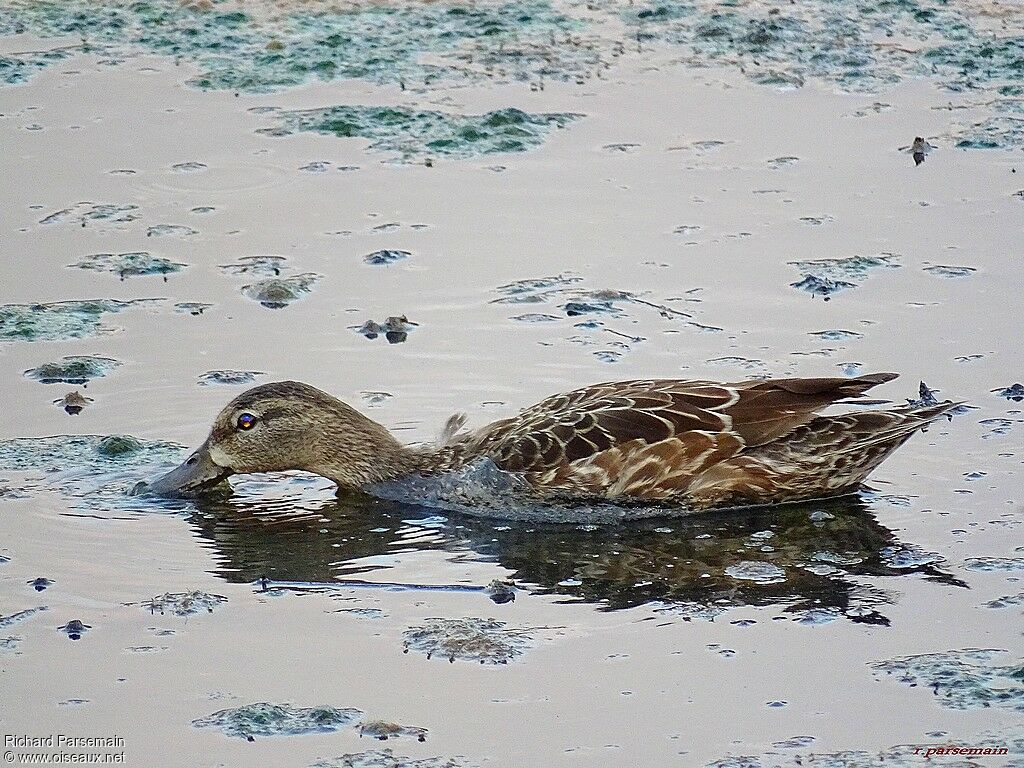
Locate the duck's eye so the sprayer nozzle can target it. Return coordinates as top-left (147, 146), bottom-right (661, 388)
top-left (236, 413), bottom-right (258, 431)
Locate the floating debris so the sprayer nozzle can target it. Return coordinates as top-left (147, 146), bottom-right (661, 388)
top-left (53, 391), bottom-right (93, 416)
top-left (28, 577), bottom-right (54, 592)
top-left (907, 381), bottom-right (939, 408)
top-left (0, 434), bottom-right (186, 513)
top-left (354, 316), bottom-right (417, 344)
top-left (767, 156), bottom-right (799, 169)
top-left (241, 274), bottom-right (320, 309)
top-left (982, 593), bottom-right (1024, 610)
top-left (58, 619), bottom-right (90, 640)
top-left (923, 264), bottom-right (976, 278)
top-left (0, 0), bottom-right (598, 93)
top-left (798, 215), bottom-right (834, 226)
top-left (0, 607), bottom-right (48, 629)
top-left (312, 750), bottom-right (470, 768)
top-left (484, 580), bottom-right (516, 604)
top-left (809, 330), bottom-right (863, 341)
top-left (707, 733), bottom-right (1020, 768)
top-left (358, 721), bottom-right (428, 742)
top-left (402, 618), bottom-right (535, 664)
top-left (96, 435), bottom-right (143, 457)
top-left (492, 274), bottom-right (583, 304)
top-left (510, 313), bottom-right (561, 323)
top-left (909, 136), bottom-right (933, 166)
top-left (790, 254), bottom-right (899, 299)
top-left (673, 224), bottom-right (702, 236)
top-left (264, 106), bottom-right (582, 162)
top-left (364, 250), bottom-right (411, 266)
top-left (39, 202), bottom-right (138, 229)
top-left (220, 256), bottom-right (286, 277)
top-left (25, 355), bottom-right (121, 384)
top-left (880, 545), bottom-right (943, 570)
top-left (964, 557), bottom-right (1024, 572)
top-left (870, 648), bottom-right (1024, 712)
top-left (790, 275), bottom-right (856, 300)
top-left (360, 392), bottom-right (394, 408)
top-left (171, 161), bottom-right (207, 173)
top-left (993, 384), bottom-right (1024, 402)
top-left (69, 251), bottom-right (186, 279)
top-left (954, 114), bottom-right (1024, 151)
top-left (793, 608), bottom-right (840, 626)
top-left (0, 299), bottom-right (149, 342)
top-left (141, 591), bottom-right (227, 617)
top-left (146, 224), bottom-right (197, 238)
top-left (723, 561), bottom-right (786, 585)
top-left (192, 703), bottom-right (361, 740)
top-left (197, 370), bottom-right (264, 386)
top-left (174, 302), bottom-right (211, 316)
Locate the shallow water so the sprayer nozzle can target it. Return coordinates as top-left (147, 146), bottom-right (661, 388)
top-left (1, 0), bottom-right (1023, 766)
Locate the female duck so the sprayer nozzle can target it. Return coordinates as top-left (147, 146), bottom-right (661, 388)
top-left (147, 373), bottom-right (955, 510)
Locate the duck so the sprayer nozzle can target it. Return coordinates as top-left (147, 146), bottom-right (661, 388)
top-left (146, 373), bottom-right (957, 511)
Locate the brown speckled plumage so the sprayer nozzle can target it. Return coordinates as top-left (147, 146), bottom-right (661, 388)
top-left (433, 374), bottom-right (956, 509)
top-left (150, 374), bottom-right (958, 511)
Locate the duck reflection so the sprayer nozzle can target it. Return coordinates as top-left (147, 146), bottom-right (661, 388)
top-left (184, 492), bottom-right (962, 623)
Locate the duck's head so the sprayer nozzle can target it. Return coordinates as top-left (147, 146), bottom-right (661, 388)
top-left (146, 380), bottom-right (411, 497)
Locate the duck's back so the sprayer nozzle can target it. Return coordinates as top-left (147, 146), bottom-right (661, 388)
top-left (453, 375), bottom-right (953, 509)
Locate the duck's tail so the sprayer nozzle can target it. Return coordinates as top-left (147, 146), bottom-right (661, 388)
top-left (750, 400), bottom-right (960, 497)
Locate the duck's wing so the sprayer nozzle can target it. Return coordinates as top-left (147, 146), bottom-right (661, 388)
top-left (472, 373), bottom-right (898, 475)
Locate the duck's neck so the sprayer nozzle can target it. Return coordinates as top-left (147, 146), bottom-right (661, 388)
top-left (305, 405), bottom-right (444, 490)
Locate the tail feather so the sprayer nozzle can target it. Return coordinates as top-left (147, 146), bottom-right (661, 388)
top-left (829, 401), bottom-right (959, 455)
top-left (744, 400), bottom-right (960, 497)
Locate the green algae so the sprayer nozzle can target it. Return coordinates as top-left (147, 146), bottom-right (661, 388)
top-left (241, 273), bottom-right (320, 309)
top-left (313, 751), bottom-right (471, 768)
top-left (0, 299), bottom-right (150, 342)
top-left (197, 369), bottom-right (263, 386)
top-left (789, 254), bottom-right (900, 298)
top-left (706, 731), bottom-right (1021, 767)
top-left (69, 251), bottom-right (186, 279)
top-left (38, 202), bottom-right (139, 228)
top-left (0, 0), bottom-right (591, 92)
top-left (141, 591), bottom-right (227, 616)
top-left (402, 617), bottom-right (535, 664)
top-left (192, 702), bottom-right (362, 739)
top-left (870, 648), bottom-right (1024, 712)
top-left (357, 720), bottom-right (428, 742)
top-left (261, 106), bottom-right (582, 161)
top-left (96, 435), bottom-right (144, 457)
top-left (24, 355), bottom-right (121, 384)
top-left (620, 0), bottom-right (1023, 93)
top-left (0, 434), bottom-right (186, 512)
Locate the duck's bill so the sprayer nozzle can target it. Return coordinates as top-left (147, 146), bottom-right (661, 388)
top-left (141, 442), bottom-right (234, 498)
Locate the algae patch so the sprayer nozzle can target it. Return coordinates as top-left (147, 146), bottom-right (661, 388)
top-left (789, 254), bottom-right (900, 298)
top-left (24, 355), bottom-right (121, 384)
top-left (261, 106), bottom-right (581, 161)
top-left (0, 435), bottom-right (186, 512)
top-left (402, 617), bottom-right (536, 664)
top-left (69, 252), bottom-right (186, 279)
top-left (870, 648), bottom-right (1024, 712)
top-left (0, 0), bottom-right (592, 92)
top-left (357, 721), bottom-right (428, 742)
top-left (197, 370), bottom-right (264, 386)
top-left (0, 299), bottom-right (152, 342)
top-left (192, 702), bottom-right (362, 739)
top-left (313, 750), bottom-right (471, 768)
top-left (241, 274), bottom-right (320, 309)
top-left (140, 591), bottom-right (227, 616)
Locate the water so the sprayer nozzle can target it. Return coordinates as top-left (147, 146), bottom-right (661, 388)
top-left (1, 0), bottom-right (1022, 766)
